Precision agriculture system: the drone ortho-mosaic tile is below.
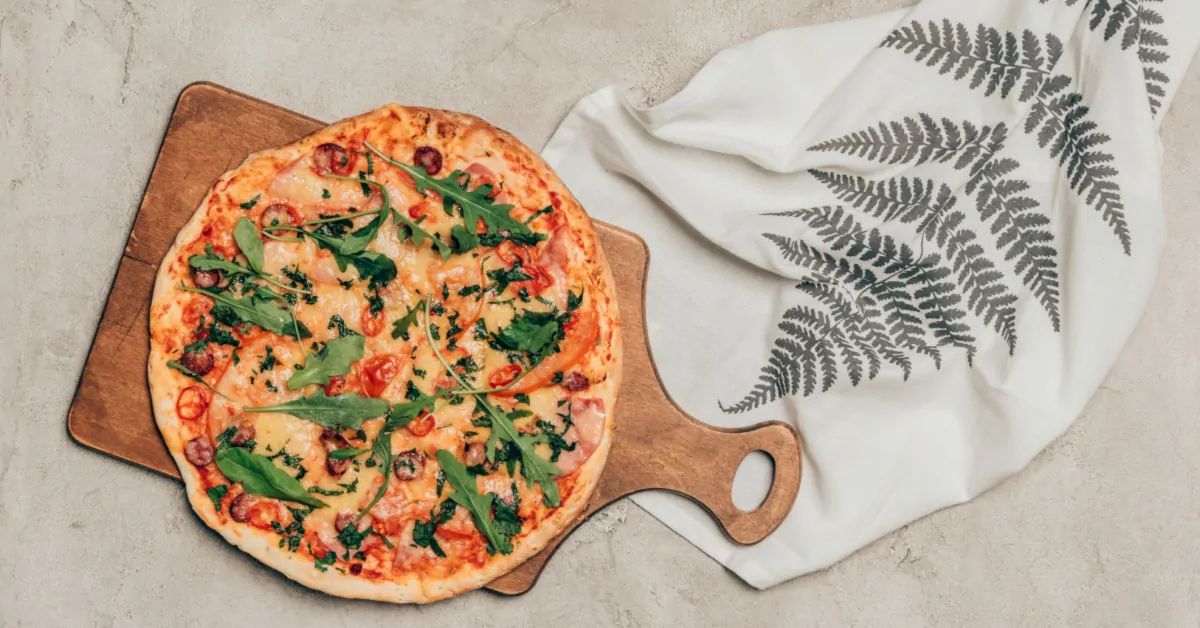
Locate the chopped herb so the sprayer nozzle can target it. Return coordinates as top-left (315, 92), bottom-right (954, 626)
top-left (239, 194), bottom-right (261, 210)
top-left (487, 264), bottom-right (532, 295)
top-left (412, 499), bottom-right (458, 558)
top-left (264, 379), bottom-right (278, 393)
top-left (453, 355), bottom-right (479, 375)
top-left (390, 301), bottom-right (422, 341)
top-left (258, 345), bottom-right (277, 372)
top-left (367, 290), bottom-right (384, 316)
top-left (321, 188), bottom-right (331, 199)
top-left (272, 506), bottom-right (312, 551)
top-left (206, 484), bottom-right (228, 512)
top-left (327, 314), bottom-right (354, 337)
top-left (537, 418), bottom-right (576, 462)
top-left (312, 546), bottom-right (337, 572)
top-left (458, 285), bottom-right (481, 298)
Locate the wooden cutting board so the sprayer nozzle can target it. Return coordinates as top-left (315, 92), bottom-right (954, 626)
top-left (66, 82), bottom-right (802, 596)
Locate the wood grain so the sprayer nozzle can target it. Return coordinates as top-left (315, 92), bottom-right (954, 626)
top-left (66, 82), bottom-right (802, 596)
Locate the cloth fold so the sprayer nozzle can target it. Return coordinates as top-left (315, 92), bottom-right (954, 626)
top-left (542, 0), bottom-right (1200, 588)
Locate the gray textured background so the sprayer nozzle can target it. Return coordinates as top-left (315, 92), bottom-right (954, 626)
top-left (2, 1), bottom-right (1198, 625)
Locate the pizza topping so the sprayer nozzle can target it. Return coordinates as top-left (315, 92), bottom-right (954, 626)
top-left (321, 430), bottom-right (353, 477)
top-left (287, 334), bottom-right (364, 390)
top-left (178, 346), bottom-right (214, 376)
top-left (228, 424), bottom-right (256, 447)
top-left (562, 371), bottom-right (589, 392)
top-left (463, 442), bottom-right (487, 467)
top-left (360, 354), bottom-right (402, 398)
top-left (190, 267), bottom-right (222, 289)
top-left (229, 492), bottom-right (256, 523)
top-left (244, 390), bottom-right (389, 430)
top-left (214, 445), bottom-right (327, 508)
top-left (175, 386), bottom-right (210, 421)
top-left (260, 203), bottom-right (301, 229)
top-left (392, 449), bottom-right (425, 480)
top-left (334, 511), bottom-right (358, 533)
top-left (184, 437), bottom-right (215, 467)
top-left (312, 143), bottom-right (354, 176)
top-left (405, 411), bottom-right (435, 437)
top-left (360, 304), bottom-right (384, 337)
top-left (413, 146), bottom-right (443, 175)
top-left (553, 397), bottom-right (606, 475)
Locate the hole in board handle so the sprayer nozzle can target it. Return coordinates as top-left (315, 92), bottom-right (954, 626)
top-left (732, 450), bottom-right (774, 512)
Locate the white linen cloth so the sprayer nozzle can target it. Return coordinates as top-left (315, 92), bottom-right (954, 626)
top-left (541, 0), bottom-right (1200, 588)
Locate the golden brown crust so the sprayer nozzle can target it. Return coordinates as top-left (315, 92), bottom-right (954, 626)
top-left (148, 105), bottom-right (621, 603)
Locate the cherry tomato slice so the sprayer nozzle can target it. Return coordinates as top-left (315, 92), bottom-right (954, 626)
top-left (360, 354), bottom-right (401, 398)
top-left (360, 306), bottom-right (384, 337)
top-left (407, 412), bottom-right (435, 437)
top-left (488, 364), bottom-right (522, 388)
top-left (176, 385), bottom-right (210, 420)
top-left (323, 375), bottom-right (347, 397)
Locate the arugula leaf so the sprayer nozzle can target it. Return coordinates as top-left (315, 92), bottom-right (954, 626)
top-left (384, 393), bottom-right (437, 431)
top-left (287, 335), bottom-right (364, 390)
top-left (394, 210), bottom-right (452, 259)
top-left (245, 390), bottom-right (388, 429)
top-left (491, 310), bottom-right (563, 361)
top-left (180, 286), bottom-right (311, 339)
top-left (166, 360), bottom-right (230, 400)
top-left (390, 300), bottom-right (423, 341)
top-left (233, 217), bottom-right (265, 274)
top-left (214, 446), bottom-right (327, 508)
top-left (357, 430), bottom-right (394, 523)
top-left (206, 484), bottom-right (228, 512)
top-left (412, 500), bottom-right (457, 557)
top-left (312, 548), bottom-right (337, 572)
top-left (366, 143), bottom-right (544, 250)
top-left (188, 253), bottom-right (253, 276)
top-left (329, 447), bottom-right (370, 460)
top-left (491, 483), bottom-right (523, 539)
top-left (487, 265), bottom-right (532, 295)
top-left (339, 210), bottom-right (387, 256)
top-left (435, 449), bottom-right (513, 555)
top-left (480, 401), bottom-right (562, 507)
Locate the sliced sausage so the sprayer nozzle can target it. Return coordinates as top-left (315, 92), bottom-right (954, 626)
top-left (321, 430), bottom-right (351, 477)
top-left (190, 268), bottom-right (221, 289)
top-left (463, 442), bottom-right (487, 467)
top-left (179, 347), bottom-right (214, 376)
top-left (393, 450), bottom-right (425, 481)
top-left (413, 146), bottom-right (442, 175)
top-left (229, 493), bottom-right (256, 523)
top-left (562, 371), bottom-right (589, 392)
top-left (312, 143), bottom-right (354, 176)
top-left (229, 424), bottom-right (256, 447)
top-left (184, 437), bottom-right (214, 467)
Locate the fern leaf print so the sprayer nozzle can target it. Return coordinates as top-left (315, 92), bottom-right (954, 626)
top-left (811, 170), bottom-right (1019, 351)
top-left (812, 116), bottom-right (1062, 329)
top-left (882, 20), bottom-right (1132, 254)
top-left (720, 208), bottom-right (964, 413)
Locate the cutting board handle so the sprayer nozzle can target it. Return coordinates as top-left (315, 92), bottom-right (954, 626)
top-left (664, 419), bottom-right (802, 544)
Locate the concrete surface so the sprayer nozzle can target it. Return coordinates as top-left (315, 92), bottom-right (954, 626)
top-left (1, 0), bottom-right (1198, 625)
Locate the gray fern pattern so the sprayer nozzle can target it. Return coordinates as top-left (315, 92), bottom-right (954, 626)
top-left (719, 207), bottom-right (967, 413)
top-left (1044, 0), bottom-right (1171, 114)
top-left (881, 20), bottom-right (1131, 254)
top-left (813, 115), bottom-right (1061, 330)
top-left (810, 170), bottom-right (1018, 352)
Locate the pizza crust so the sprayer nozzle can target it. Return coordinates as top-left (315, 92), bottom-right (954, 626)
top-left (147, 105), bottom-right (621, 603)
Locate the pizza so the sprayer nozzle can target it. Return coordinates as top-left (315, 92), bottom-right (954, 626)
top-left (147, 105), bottom-right (621, 603)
